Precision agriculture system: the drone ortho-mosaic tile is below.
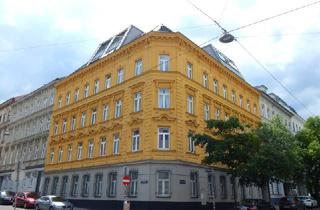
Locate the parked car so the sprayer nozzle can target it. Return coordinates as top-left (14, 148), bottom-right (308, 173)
top-left (13, 192), bottom-right (40, 208)
top-left (236, 199), bottom-right (276, 210)
top-left (298, 196), bottom-right (318, 208)
top-left (0, 191), bottom-right (15, 205)
top-left (279, 196), bottom-right (305, 210)
top-left (35, 195), bottom-right (74, 210)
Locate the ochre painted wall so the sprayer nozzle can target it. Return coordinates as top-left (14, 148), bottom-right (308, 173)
top-left (45, 32), bottom-right (260, 173)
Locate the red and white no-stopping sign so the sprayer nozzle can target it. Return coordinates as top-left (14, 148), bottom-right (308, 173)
top-left (122, 175), bottom-right (130, 186)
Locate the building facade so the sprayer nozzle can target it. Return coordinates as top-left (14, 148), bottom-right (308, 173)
top-left (43, 25), bottom-right (261, 210)
top-left (0, 79), bottom-right (59, 193)
top-left (256, 85), bottom-right (306, 204)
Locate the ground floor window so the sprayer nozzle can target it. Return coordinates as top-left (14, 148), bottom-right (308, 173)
top-left (82, 175), bottom-right (90, 197)
top-left (43, 177), bottom-right (50, 195)
top-left (94, 174), bottom-right (103, 197)
top-left (129, 171), bottom-right (138, 196)
top-left (71, 175), bottom-right (79, 197)
top-left (51, 177), bottom-right (59, 195)
top-left (208, 173), bottom-right (216, 197)
top-left (60, 176), bottom-right (68, 196)
top-left (157, 171), bottom-right (170, 197)
top-left (190, 172), bottom-right (199, 198)
top-left (108, 172), bottom-right (117, 197)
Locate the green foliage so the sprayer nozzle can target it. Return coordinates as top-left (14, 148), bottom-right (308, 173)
top-left (192, 116), bottom-right (301, 188)
top-left (295, 116), bottom-right (320, 199)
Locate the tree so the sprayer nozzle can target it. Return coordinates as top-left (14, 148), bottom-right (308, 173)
top-left (295, 116), bottom-right (320, 201)
top-left (192, 116), bottom-right (301, 201)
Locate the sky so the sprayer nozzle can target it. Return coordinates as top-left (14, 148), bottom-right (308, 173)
top-left (0, 0), bottom-right (319, 119)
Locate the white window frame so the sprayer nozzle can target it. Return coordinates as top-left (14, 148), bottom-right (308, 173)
top-left (91, 109), bottom-right (97, 125)
top-left (103, 105), bottom-right (109, 121)
top-left (54, 123), bottom-right (58, 135)
top-left (113, 134), bottom-right (120, 154)
top-left (81, 112), bottom-right (86, 128)
top-left (99, 138), bottom-right (106, 156)
top-left (188, 136), bottom-right (195, 153)
top-left (50, 150), bottom-right (54, 163)
top-left (67, 145), bottom-right (72, 161)
top-left (105, 74), bottom-right (111, 89)
top-left (74, 88), bottom-right (79, 102)
top-left (84, 84), bottom-right (89, 98)
top-left (186, 62), bottom-right (193, 78)
top-left (158, 128), bottom-right (170, 150)
top-left (77, 144), bottom-right (82, 160)
top-left (58, 147), bottom-right (63, 162)
top-left (108, 172), bottom-right (117, 197)
top-left (204, 103), bottom-right (210, 120)
top-left (117, 69), bottom-right (124, 84)
top-left (215, 108), bottom-right (220, 120)
top-left (213, 80), bottom-right (218, 94)
top-left (223, 85), bottom-right (227, 99)
top-left (231, 90), bottom-right (236, 103)
top-left (95, 174), bottom-right (103, 197)
top-left (157, 171), bottom-right (170, 197)
top-left (135, 59), bottom-right (143, 76)
top-left (132, 130), bottom-right (140, 152)
top-left (190, 172), bottom-right (199, 198)
top-left (88, 141), bottom-right (94, 159)
top-left (239, 96), bottom-right (243, 108)
top-left (203, 73), bottom-right (208, 88)
top-left (66, 92), bottom-right (70, 105)
top-left (129, 171), bottom-right (138, 196)
top-left (159, 54), bottom-right (169, 71)
top-left (62, 119), bottom-right (67, 133)
top-left (187, 95), bottom-right (194, 114)
top-left (94, 79), bottom-right (100, 94)
top-left (115, 100), bottom-right (122, 118)
top-left (71, 116), bottom-right (76, 131)
top-left (58, 97), bottom-right (62, 108)
top-left (158, 88), bottom-right (170, 109)
top-left (134, 92), bottom-right (142, 112)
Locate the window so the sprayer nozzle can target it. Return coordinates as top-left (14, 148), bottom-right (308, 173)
top-left (223, 85), bottom-right (227, 99)
top-left (99, 138), bottom-right (106, 156)
top-left (34, 145), bottom-right (38, 160)
top-left (58, 96), bottom-right (62, 108)
top-left (158, 88), bottom-right (170, 109)
top-left (158, 128), bottom-right (170, 150)
top-left (77, 143), bottom-right (82, 160)
top-left (134, 92), bottom-right (142, 112)
top-left (51, 177), bottom-right (59, 195)
top-left (82, 175), bottom-right (90, 197)
top-left (159, 54), bottom-right (169, 71)
top-left (203, 73), bottom-right (208, 88)
top-left (204, 103), bottom-right (210, 120)
top-left (62, 119), bottom-right (67, 133)
top-left (54, 122), bottom-right (58, 135)
top-left (108, 172), bottom-right (117, 197)
top-left (132, 130), bottom-right (140, 152)
top-left (84, 84), bottom-right (89, 98)
top-left (94, 79), bottom-right (100, 94)
top-left (186, 63), bottom-right (193, 79)
top-left (220, 176), bottom-right (227, 199)
top-left (231, 90), bottom-right (236, 103)
top-left (50, 149), bottom-right (54, 163)
top-left (135, 59), bottom-right (143, 76)
top-left (94, 174), bottom-right (103, 197)
top-left (58, 147), bottom-right (63, 162)
top-left (91, 109), bottom-right (97, 125)
top-left (61, 176), bottom-right (68, 196)
top-left (43, 178), bottom-right (50, 195)
top-left (187, 95), bottom-right (194, 114)
top-left (113, 134), bottom-right (120, 154)
top-left (247, 100), bottom-right (251, 111)
top-left (88, 141), bottom-right (94, 159)
top-left (225, 112), bottom-right (229, 120)
top-left (102, 105), bottom-right (109, 121)
top-left (41, 143), bottom-right (46, 158)
top-left (74, 88), bottom-right (79, 102)
top-left (117, 69), bottom-right (124, 84)
top-left (105, 74), bottom-right (111, 89)
top-left (71, 175), bottom-right (79, 196)
top-left (188, 135), bottom-right (195, 153)
top-left (157, 171), bottom-right (170, 197)
top-left (213, 80), bottom-right (218, 94)
top-left (129, 171), bottom-right (138, 196)
top-left (81, 112), bottom-right (86, 128)
top-left (71, 116), bottom-right (76, 131)
top-left (66, 92), bottom-right (70, 105)
top-left (239, 96), bottom-right (243, 108)
top-left (208, 174), bottom-right (216, 197)
top-left (67, 144), bottom-right (72, 161)
top-left (215, 108), bottom-right (220, 120)
top-left (190, 172), bottom-right (199, 198)
top-left (253, 104), bottom-right (257, 113)
top-left (115, 100), bottom-right (122, 118)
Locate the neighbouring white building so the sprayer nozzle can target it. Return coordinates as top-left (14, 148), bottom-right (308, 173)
top-left (0, 78), bottom-right (60, 193)
top-left (256, 85), bottom-right (306, 204)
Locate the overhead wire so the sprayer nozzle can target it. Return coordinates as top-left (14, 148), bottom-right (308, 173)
top-left (187, 0), bottom-right (316, 116)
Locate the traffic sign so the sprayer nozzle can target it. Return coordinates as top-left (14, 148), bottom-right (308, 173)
top-left (122, 175), bottom-right (130, 186)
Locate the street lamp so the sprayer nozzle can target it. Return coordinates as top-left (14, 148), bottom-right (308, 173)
top-left (219, 33), bottom-right (235, 43)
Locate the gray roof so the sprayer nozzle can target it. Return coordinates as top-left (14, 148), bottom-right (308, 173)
top-left (87, 25), bottom-right (144, 65)
top-left (202, 44), bottom-right (244, 79)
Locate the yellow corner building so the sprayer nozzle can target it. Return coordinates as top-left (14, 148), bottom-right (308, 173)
top-left (43, 25), bottom-right (261, 210)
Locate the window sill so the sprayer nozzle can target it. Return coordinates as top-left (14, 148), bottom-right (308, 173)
top-left (152, 149), bottom-right (176, 152)
top-left (127, 195), bottom-right (138, 198)
top-left (127, 150), bottom-right (143, 154)
top-left (156, 195), bottom-right (171, 198)
top-left (186, 152), bottom-right (199, 156)
top-left (154, 108), bottom-right (175, 111)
